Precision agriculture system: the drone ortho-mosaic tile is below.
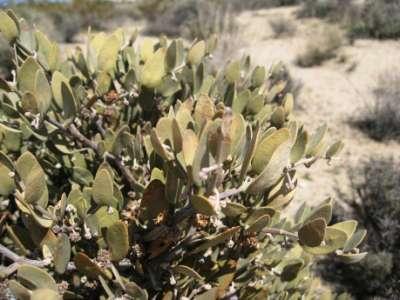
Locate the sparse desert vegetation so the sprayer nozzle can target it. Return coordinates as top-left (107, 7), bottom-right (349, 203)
top-left (141, 0), bottom-right (243, 67)
top-left (269, 15), bottom-right (296, 38)
top-left (354, 70), bottom-right (400, 141)
top-left (297, 0), bottom-right (355, 20)
top-left (298, 0), bottom-right (400, 40)
top-left (349, 0), bottom-right (400, 39)
top-left (7, 0), bottom-right (141, 42)
top-left (296, 25), bottom-right (344, 67)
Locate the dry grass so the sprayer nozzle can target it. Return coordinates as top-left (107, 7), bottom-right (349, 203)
top-left (353, 70), bottom-right (400, 141)
top-left (296, 25), bottom-right (344, 67)
top-left (269, 15), bottom-right (296, 38)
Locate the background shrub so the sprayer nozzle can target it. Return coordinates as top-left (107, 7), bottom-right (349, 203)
top-left (348, 0), bottom-right (400, 39)
top-left (70, 0), bottom-right (116, 30)
top-left (143, 0), bottom-right (242, 68)
top-left (269, 16), bottom-right (296, 38)
top-left (296, 25), bottom-right (344, 67)
top-left (46, 10), bottom-right (83, 43)
top-left (10, 5), bottom-right (62, 41)
top-left (143, 0), bottom-right (238, 40)
top-left (141, 0), bottom-right (302, 40)
top-left (297, 0), bottom-right (356, 20)
top-left (231, 0), bottom-right (301, 11)
top-left (6, 0), bottom-right (141, 43)
top-left (298, 0), bottom-right (400, 40)
top-left (141, 0), bottom-right (193, 37)
top-left (353, 71), bottom-right (400, 141)
top-left (319, 157), bottom-right (400, 299)
top-left (7, 3), bottom-right (83, 43)
top-left (184, 0), bottom-right (237, 41)
top-left (136, 0), bottom-right (172, 21)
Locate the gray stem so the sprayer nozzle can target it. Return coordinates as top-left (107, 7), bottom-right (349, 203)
top-left (0, 244), bottom-right (51, 276)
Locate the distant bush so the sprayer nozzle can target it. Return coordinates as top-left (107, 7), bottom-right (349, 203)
top-left (348, 0), bottom-right (400, 39)
top-left (7, 3), bottom-right (85, 43)
top-left (141, 0), bottom-right (194, 37)
top-left (232, 0), bottom-right (301, 11)
top-left (47, 10), bottom-right (82, 43)
top-left (10, 5), bottom-right (60, 41)
top-left (8, 1), bottom-right (141, 43)
top-left (296, 25), bottom-right (344, 67)
top-left (70, 0), bottom-right (115, 30)
top-left (269, 16), bottom-right (296, 38)
top-left (143, 0), bottom-right (242, 68)
top-left (143, 0), bottom-right (237, 40)
top-left (354, 71), bottom-right (400, 141)
top-left (185, 0), bottom-right (238, 41)
top-left (136, 0), bottom-right (172, 21)
top-left (297, 0), bottom-right (355, 20)
top-left (319, 157), bottom-right (400, 299)
top-left (299, 0), bottom-right (400, 40)
top-left (142, 0), bottom-right (303, 39)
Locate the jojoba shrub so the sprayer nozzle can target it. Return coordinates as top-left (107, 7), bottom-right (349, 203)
top-left (0, 10), bottom-right (364, 300)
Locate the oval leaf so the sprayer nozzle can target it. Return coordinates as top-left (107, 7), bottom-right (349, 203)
top-left (17, 265), bottom-right (57, 291)
top-left (298, 218), bottom-right (326, 247)
top-left (92, 168), bottom-right (115, 207)
top-left (191, 195), bottom-right (217, 216)
top-left (106, 221), bottom-right (129, 261)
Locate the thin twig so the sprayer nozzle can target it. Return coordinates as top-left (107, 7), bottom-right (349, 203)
top-left (95, 116), bottom-right (106, 138)
top-left (68, 123), bottom-right (100, 154)
top-left (85, 95), bottom-right (99, 109)
top-left (45, 117), bottom-right (144, 192)
top-left (291, 157), bottom-right (317, 169)
top-left (199, 163), bottom-right (223, 180)
top-left (219, 179), bottom-right (253, 200)
top-left (0, 244), bottom-right (51, 276)
top-left (284, 171), bottom-right (295, 190)
top-left (262, 228), bottom-right (298, 240)
top-left (105, 153), bottom-right (144, 192)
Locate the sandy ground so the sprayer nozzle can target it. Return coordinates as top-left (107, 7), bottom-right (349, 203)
top-left (238, 7), bottom-right (400, 211)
